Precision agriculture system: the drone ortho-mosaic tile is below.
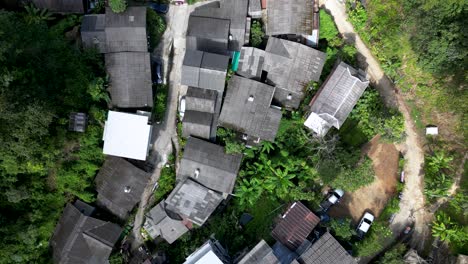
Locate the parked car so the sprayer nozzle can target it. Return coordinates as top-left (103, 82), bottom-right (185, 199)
top-left (179, 96), bottom-right (186, 120)
top-left (319, 189), bottom-right (344, 212)
top-left (152, 62), bottom-right (163, 84)
top-left (356, 212), bottom-right (375, 238)
top-left (148, 3), bottom-right (169, 14)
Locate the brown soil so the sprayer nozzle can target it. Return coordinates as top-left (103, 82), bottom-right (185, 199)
top-left (329, 135), bottom-right (400, 223)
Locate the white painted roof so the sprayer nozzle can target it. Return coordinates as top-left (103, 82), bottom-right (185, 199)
top-left (103, 111), bottom-right (151, 160)
top-left (184, 242), bottom-right (224, 264)
top-left (426, 126), bottom-right (438, 135)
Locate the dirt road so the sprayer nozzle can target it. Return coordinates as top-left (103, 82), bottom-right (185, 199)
top-left (323, 0), bottom-right (429, 254)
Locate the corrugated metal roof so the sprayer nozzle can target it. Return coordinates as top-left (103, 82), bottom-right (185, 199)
top-left (144, 202), bottom-right (189, 244)
top-left (271, 202), bottom-right (320, 251)
top-left (266, 0), bottom-right (314, 35)
top-left (219, 76), bottom-right (282, 142)
top-left (238, 240), bottom-right (280, 264)
top-left (95, 157), bottom-right (151, 220)
top-left (305, 61), bottom-right (369, 136)
top-left (298, 232), bottom-right (356, 264)
top-left (105, 7), bottom-right (148, 53)
top-left (182, 51), bottom-right (229, 92)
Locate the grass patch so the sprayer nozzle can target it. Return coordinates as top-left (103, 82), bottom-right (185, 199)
top-left (406, 100), bottom-right (425, 130)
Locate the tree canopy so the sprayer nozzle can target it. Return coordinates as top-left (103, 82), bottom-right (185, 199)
top-left (0, 11), bottom-right (106, 263)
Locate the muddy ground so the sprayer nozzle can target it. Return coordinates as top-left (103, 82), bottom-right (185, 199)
top-left (329, 135), bottom-right (400, 223)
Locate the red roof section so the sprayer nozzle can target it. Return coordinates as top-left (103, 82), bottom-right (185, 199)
top-left (271, 202), bottom-right (320, 251)
top-left (261, 0), bottom-right (267, 9)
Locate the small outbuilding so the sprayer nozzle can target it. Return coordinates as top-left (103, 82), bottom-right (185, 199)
top-left (102, 111), bottom-right (152, 161)
top-left (68, 112), bottom-right (88, 132)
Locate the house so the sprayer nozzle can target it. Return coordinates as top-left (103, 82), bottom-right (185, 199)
top-left (248, 0), bottom-right (262, 19)
top-left (271, 202), bottom-right (320, 251)
top-left (50, 202), bottom-right (122, 264)
top-left (297, 232), bottom-right (356, 264)
top-left (219, 76), bottom-right (282, 143)
top-left (105, 52), bottom-right (153, 108)
top-left (182, 87), bottom-right (219, 140)
top-left (184, 239), bottom-right (231, 264)
top-left (95, 156), bottom-right (151, 220)
top-left (263, 37), bottom-right (326, 108)
top-left (165, 178), bottom-right (224, 226)
top-left (143, 201), bottom-right (190, 244)
top-left (102, 111), bottom-right (152, 161)
top-left (178, 137), bottom-right (243, 195)
top-left (31, 0), bottom-right (87, 13)
top-left (68, 112), bottom-right (88, 132)
top-left (190, 0), bottom-right (250, 52)
top-left (237, 240), bottom-right (280, 264)
top-left (81, 7), bottom-right (148, 53)
top-left (304, 61), bottom-right (369, 136)
top-left (105, 7), bottom-right (148, 53)
top-left (266, 0), bottom-right (314, 36)
top-left (237, 47), bottom-right (265, 79)
top-left (186, 15), bottom-right (231, 55)
top-left (181, 50), bottom-right (230, 92)
top-left (81, 14), bottom-right (107, 53)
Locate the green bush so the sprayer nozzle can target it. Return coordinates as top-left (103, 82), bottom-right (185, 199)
top-left (109, 0), bottom-right (127, 13)
top-left (250, 20), bottom-right (264, 48)
top-left (327, 218), bottom-right (356, 241)
top-left (320, 157), bottom-right (375, 192)
top-left (152, 84), bottom-right (168, 122)
top-left (354, 221), bottom-right (392, 256)
top-left (147, 8), bottom-right (166, 50)
top-left (153, 155), bottom-right (176, 203)
top-left (378, 244), bottom-right (407, 264)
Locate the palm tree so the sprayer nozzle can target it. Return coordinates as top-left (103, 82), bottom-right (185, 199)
top-left (24, 4), bottom-right (54, 25)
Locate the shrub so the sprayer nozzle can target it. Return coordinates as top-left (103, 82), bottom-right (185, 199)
top-left (109, 0), bottom-right (127, 13)
top-left (147, 8), bottom-right (166, 50)
top-left (153, 84), bottom-right (168, 122)
top-left (250, 20), bottom-right (264, 48)
top-left (328, 218), bottom-right (356, 241)
top-left (154, 155), bottom-right (176, 203)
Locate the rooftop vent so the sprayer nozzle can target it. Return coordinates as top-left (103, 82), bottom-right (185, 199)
top-left (194, 169), bottom-right (200, 178)
top-left (287, 94), bottom-right (292, 100)
top-left (248, 95), bottom-right (254, 102)
top-left (124, 186), bottom-right (131, 193)
top-left (129, 16), bottom-right (135, 22)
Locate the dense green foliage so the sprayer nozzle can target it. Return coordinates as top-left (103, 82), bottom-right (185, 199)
top-left (424, 151), bottom-right (454, 201)
top-left (378, 244), bottom-right (407, 264)
top-left (152, 84), bottom-right (168, 122)
top-left (432, 212), bottom-right (468, 247)
top-left (109, 0), bottom-right (127, 13)
top-left (153, 155), bottom-right (176, 203)
top-left (0, 11), bottom-right (107, 263)
top-left (354, 221), bottom-right (392, 257)
top-left (147, 8), bottom-right (166, 51)
top-left (250, 20), bottom-right (264, 48)
top-left (217, 128), bottom-right (246, 154)
top-left (327, 218), bottom-right (356, 241)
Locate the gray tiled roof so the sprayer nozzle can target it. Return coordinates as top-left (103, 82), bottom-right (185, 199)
top-left (95, 157), bottom-right (151, 220)
top-left (186, 87), bottom-right (218, 113)
top-left (144, 202), bottom-right (189, 244)
top-left (105, 7), bottom-right (147, 53)
top-left (50, 203), bottom-right (122, 264)
top-left (264, 37), bottom-right (326, 108)
top-left (219, 76), bottom-right (282, 142)
top-left (105, 52), bottom-right (153, 108)
top-left (178, 137), bottom-right (243, 194)
top-left (266, 0), bottom-right (314, 35)
top-left (308, 62), bottom-right (369, 135)
top-left (298, 232), bottom-right (356, 264)
top-left (182, 111), bottom-right (214, 139)
top-left (165, 178), bottom-right (224, 226)
top-left (238, 240), bottom-right (280, 264)
top-left (186, 16), bottom-right (230, 54)
top-left (182, 50), bottom-right (229, 92)
top-left (32, 0), bottom-right (85, 13)
top-left (81, 14), bottom-right (107, 53)
top-left (248, 0), bottom-right (262, 19)
top-left (237, 47), bottom-right (265, 79)
top-left (191, 0), bottom-right (250, 51)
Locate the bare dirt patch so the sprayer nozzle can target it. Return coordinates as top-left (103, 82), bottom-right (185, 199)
top-left (329, 135), bottom-right (399, 223)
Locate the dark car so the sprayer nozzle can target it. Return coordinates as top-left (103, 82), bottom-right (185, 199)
top-left (148, 3), bottom-right (169, 14)
top-left (152, 62), bottom-right (163, 84)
